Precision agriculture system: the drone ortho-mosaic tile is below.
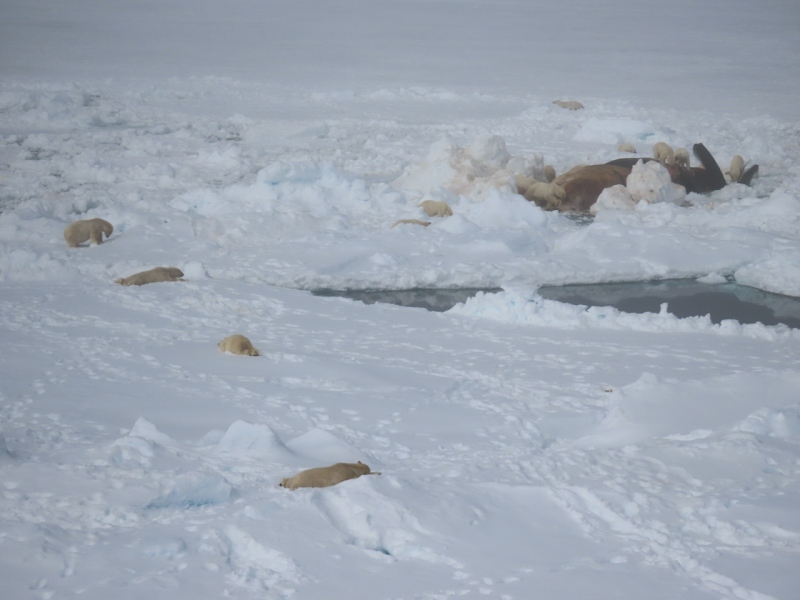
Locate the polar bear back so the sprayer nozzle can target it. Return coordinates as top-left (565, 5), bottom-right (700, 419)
top-left (418, 200), bottom-right (453, 218)
top-left (728, 155), bottom-right (745, 182)
top-left (652, 142), bottom-right (675, 166)
top-left (218, 334), bottom-right (260, 356)
top-left (115, 266), bottom-right (184, 286)
top-left (524, 181), bottom-right (566, 209)
top-left (553, 99), bottom-right (584, 111)
top-left (64, 218), bottom-right (113, 247)
top-left (279, 461), bottom-right (375, 490)
top-left (674, 147), bottom-right (690, 168)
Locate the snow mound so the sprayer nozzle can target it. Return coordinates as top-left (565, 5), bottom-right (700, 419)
top-left (286, 428), bottom-right (373, 464)
top-left (212, 420), bottom-right (292, 458)
top-left (171, 160), bottom-right (376, 225)
top-left (591, 184), bottom-right (637, 214)
top-left (146, 471), bottom-right (233, 509)
top-left (312, 481), bottom-right (462, 567)
top-left (626, 160), bottom-right (686, 205)
top-left (591, 160), bottom-right (686, 214)
top-left (458, 188), bottom-right (547, 230)
top-left (393, 134), bottom-right (544, 199)
top-left (109, 417), bottom-right (177, 465)
top-left (735, 407), bottom-right (800, 443)
top-left (128, 416), bottom-right (177, 445)
top-left (221, 526), bottom-right (303, 594)
top-left (735, 252), bottom-right (800, 298)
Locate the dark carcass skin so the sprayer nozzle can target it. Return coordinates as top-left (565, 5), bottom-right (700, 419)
top-left (544, 143), bottom-right (757, 214)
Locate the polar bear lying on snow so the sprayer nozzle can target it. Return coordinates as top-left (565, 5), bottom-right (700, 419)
top-left (64, 218), bottom-right (113, 247)
top-left (553, 99), bottom-right (584, 111)
top-left (391, 218), bottom-right (431, 228)
top-left (280, 461), bottom-right (380, 490)
top-left (115, 267), bottom-right (184, 286)
top-left (218, 334), bottom-right (260, 357)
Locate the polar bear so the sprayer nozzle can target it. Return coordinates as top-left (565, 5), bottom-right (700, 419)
top-left (514, 174), bottom-right (536, 196)
top-left (516, 172), bottom-right (557, 194)
top-left (218, 334), bottom-right (260, 357)
top-left (553, 99), bottom-right (584, 111)
top-left (523, 181), bottom-right (567, 209)
top-left (391, 218), bottom-right (431, 228)
top-left (617, 143), bottom-right (637, 154)
top-left (652, 142), bottom-right (675, 166)
top-left (418, 200), bottom-right (453, 217)
top-left (64, 218), bottom-right (113, 247)
top-left (543, 165), bottom-right (557, 183)
top-left (279, 461), bottom-right (380, 490)
top-left (115, 267), bottom-right (184, 286)
top-left (674, 147), bottom-right (690, 168)
top-left (727, 154), bottom-right (745, 183)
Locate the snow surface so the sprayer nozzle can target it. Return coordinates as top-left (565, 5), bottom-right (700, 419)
top-left (2, 1), bottom-right (800, 599)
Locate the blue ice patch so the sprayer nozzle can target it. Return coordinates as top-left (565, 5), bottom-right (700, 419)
top-left (146, 472), bottom-right (233, 509)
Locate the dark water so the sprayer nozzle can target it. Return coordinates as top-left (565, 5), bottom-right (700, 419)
top-left (313, 287), bottom-right (504, 313)
top-left (538, 279), bottom-right (800, 329)
top-left (312, 279), bottom-right (800, 329)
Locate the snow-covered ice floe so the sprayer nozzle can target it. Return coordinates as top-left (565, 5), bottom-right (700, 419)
top-left (448, 288), bottom-right (800, 340)
top-left (2, 1), bottom-right (800, 598)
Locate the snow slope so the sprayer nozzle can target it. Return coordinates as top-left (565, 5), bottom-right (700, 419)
top-left (1, 1), bottom-right (800, 599)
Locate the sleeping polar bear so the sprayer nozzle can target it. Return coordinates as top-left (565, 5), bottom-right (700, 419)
top-left (64, 218), bottom-right (113, 247)
top-left (391, 218), bottom-right (431, 228)
top-left (115, 267), bottom-right (184, 286)
top-left (218, 334), bottom-right (260, 357)
top-left (279, 461), bottom-right (380, 490)
top-left (553, 99), bottom-right (584, 111)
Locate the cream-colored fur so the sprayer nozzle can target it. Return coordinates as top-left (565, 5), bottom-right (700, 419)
top-left (279, 461), bottom-right (380, 490)
top-left (64, 218), bottom-right (113, 247)
top-left (218, 334), bottom-right (260, 356)
top-left (617, 143), bottom-right (637, 153)
top-left (418, 200), bottom-right (453, 217)
top-left (727, 155), bottom-right (745, 182)
top-left (115, 267), bottom-right (184, 286)
top-left (553, 100), bottom-right (584, 111)
top-left (514, 174), bottom-right (536, 195)
top-left (674, 147), bottom-right (690, 168)
top-left (653, 142), bottom-right (675, 166)
top-left (391, 218), bottom-right (431, 228)
top-left (515, 171), bottom-right (561, 196)
top-left (524, 181), bottom-right (567, 209)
